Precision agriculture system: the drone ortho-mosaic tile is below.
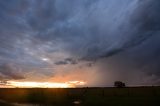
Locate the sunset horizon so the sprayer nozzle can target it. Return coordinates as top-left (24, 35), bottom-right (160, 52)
top-left (0, 0), bottom-right (160, 105)
top-left (0, 0), bottom-right (160, 88)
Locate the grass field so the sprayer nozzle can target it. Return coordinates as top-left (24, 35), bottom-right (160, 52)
top-left (0, 87), bottom-right (160, 106)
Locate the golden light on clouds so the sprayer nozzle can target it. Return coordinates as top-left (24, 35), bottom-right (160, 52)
top-left (5, 81), bottom-right (86, 88)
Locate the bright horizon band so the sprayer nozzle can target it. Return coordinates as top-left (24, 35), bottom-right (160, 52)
top-left (0, 81), bottom-right (86, 88)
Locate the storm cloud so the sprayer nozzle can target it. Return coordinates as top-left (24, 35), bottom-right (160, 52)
top-left (0, 63), bottom-right (24, 80)
top-left (0, 0), bottom-right (160, 86)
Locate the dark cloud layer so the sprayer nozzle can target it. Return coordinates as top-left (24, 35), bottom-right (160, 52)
top-left (55, 58), bottom-right (77, 65)
top-left (0, 0), bottom-right (160, 86)
top-left (0, 63), bottom-right (24, 80)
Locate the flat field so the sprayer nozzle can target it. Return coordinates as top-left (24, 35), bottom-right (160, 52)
top-left (0, 87), bottom-right (160, 106)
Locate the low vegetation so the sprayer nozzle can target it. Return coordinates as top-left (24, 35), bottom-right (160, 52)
top-left (0, 87), bottom-right (160, 106)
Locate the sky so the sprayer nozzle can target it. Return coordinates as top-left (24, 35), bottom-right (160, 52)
top-left (0, 0), bottom-right (160, 87)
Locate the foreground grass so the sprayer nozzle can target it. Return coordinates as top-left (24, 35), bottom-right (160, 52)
top-left (0, 87), bottom-right (160, 106)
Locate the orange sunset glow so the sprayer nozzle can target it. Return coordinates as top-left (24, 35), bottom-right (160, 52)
top-left (3, 81), bottom-right (86, 88)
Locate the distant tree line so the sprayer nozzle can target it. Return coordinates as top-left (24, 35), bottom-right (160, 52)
top-left (114, 81), bottom-right (126, 88)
